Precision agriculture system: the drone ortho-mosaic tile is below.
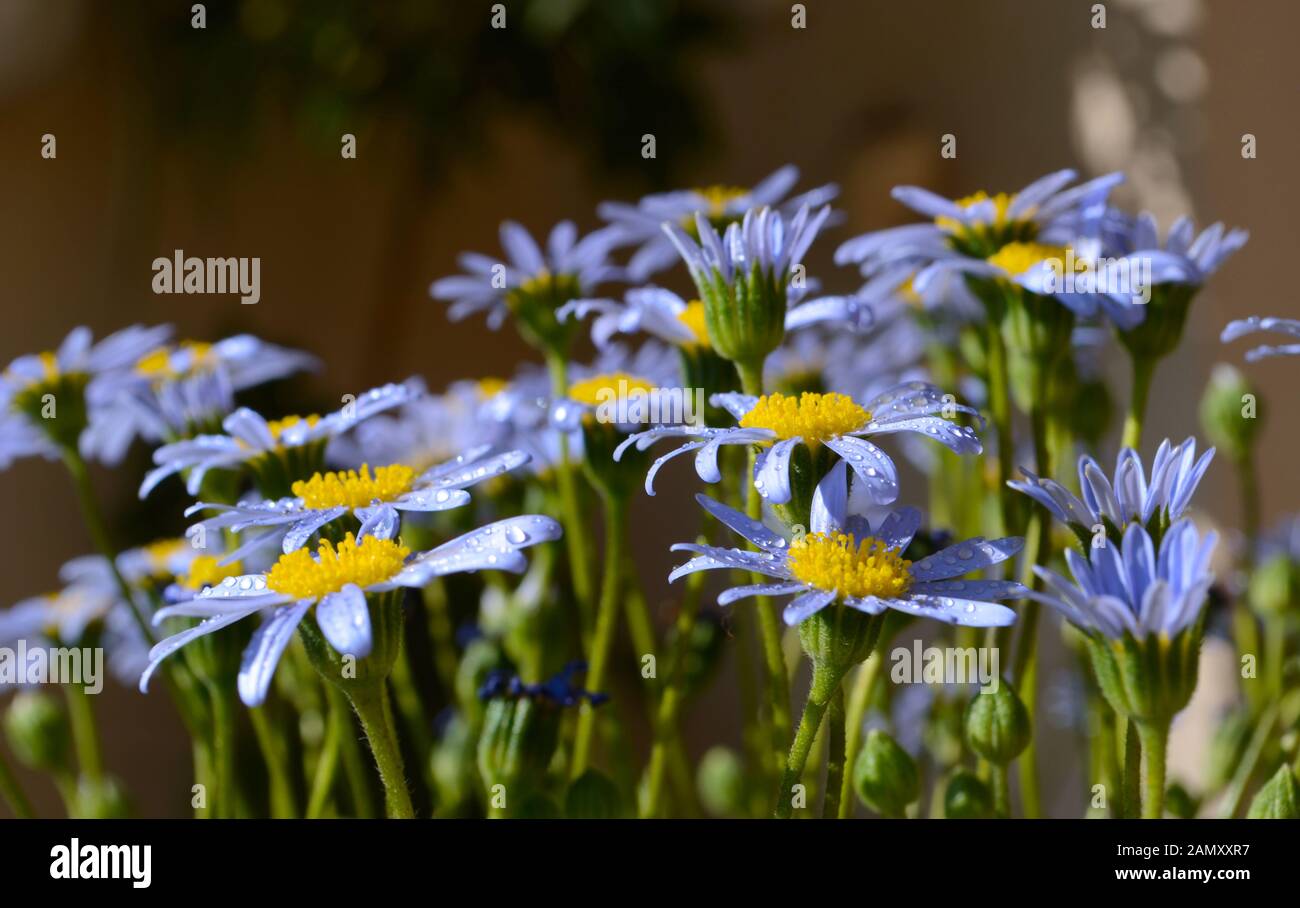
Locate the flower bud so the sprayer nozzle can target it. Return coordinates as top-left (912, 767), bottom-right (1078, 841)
top-left (1084, 627), bottom-right (1202, 726)
top-left (565, 769), bottom-right (625, 819)
top-left (75, 774), bottom-right (131, 819)
top-left (476, 696), bottom-right (560, 799)
top-left (1118, 283), bottom-right (1198, 362)
top-left (1248, 554), bottom-right (1296, 618)
top-left (943, 768), bottom-right (993, 819)
top-left (853, 729), bottom-right (919, 817)
top-left (4, 690), bottom-right (71, 774)
top-left (697, 746), bottom-right (746, 818)
top-left (1199, 363), bottom-right (1262, 464)
top-left (798, 606), bottom-right (882, 690)
top-left (1246, 765), bottom-right (1300, 819)
top-left (964, 677), bottom-right (1031, 765)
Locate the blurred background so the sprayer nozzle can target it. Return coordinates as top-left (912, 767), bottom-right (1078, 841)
top-left (1, 0), bottom-right (1296, 816)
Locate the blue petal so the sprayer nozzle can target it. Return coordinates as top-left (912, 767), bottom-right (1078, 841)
top-left (237, 600), bottom-right (312, 707)
top-left (315, 584), bottom-right (373, 658)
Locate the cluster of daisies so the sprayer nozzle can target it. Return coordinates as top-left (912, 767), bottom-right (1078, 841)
top-left (1, 163), bottom-right (1295, 821)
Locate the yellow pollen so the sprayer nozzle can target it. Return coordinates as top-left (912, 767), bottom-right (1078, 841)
top-left (739, 392), bottom-right (870, 444)
top-left (265, 533), bottom-right (409, 600)
top-left (695, 184), bottom-right (747, 217)
top-left (135, 347), bottom-right (175, 379)
top-left (265, 414), bottom-right (320, 441)
top-left (143, 539), bottom-right (187, 576)
top-left (935, 190), bottom-right (1016, 233)
top-left (787, 533), bottom-right (912, 600)
top-left (518, 270), bottom-right (553, 295)
top-left (987, 242), bottom-right (1081, 277)
top-left (292, 464), bottom-right (417, 509)
top-left (38, 351), bottom-right (60, 382)
top-left (179, 555), bottom-right (244, 591)
top-left (568, 373), bottom-right (658, 407)
top-left (475, 377), bottom-right (509, 400)
top-left (676, 300), bottom-right (711, 348)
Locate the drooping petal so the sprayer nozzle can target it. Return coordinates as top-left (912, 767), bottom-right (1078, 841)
top-left (717, 581), bottom-right (808, 606)
top-left (694, 494), bottom-right (789, 551)
top-left (315, 584), bottom-right (373, 658)
top-left (237, 600), bottom-right (312, 707)
top-left (824, 435), bottom-right (899, 504)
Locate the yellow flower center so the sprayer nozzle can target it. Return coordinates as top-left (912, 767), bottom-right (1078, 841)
top-left (739, 392), bottom-right (869, 444)
top-left (696, 184), bottom-right (747, 217)
top-left (935, 190), bottom-right (1016, 233)
top-left (475, 377), bottom-right (509, 400)
top-left (179, 555), bottom-right (244, 591)
top-left (265, 414), bottom-right (320, 441)
top-left (292, 464), bottom-right (417, 509)
top-left (898, 275), bottom-right (923, 307)
top-left (266, 533), bottom-right (409, 600)
top-left (567, 373), bottom-right (658, 407)
top-left (38, 351), bottom-right (60, 382)
top-left (787, 532), bottom-right (912, 600)
top-left (986, 242), bottom-right (1080, 277)
top-left (143, 539), bottom-right (187, 577)
top-left (135, 341), bottom-right (215, 381)
top-left (676, 300), bottom-right (711, 348)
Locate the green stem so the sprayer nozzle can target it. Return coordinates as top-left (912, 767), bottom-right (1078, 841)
top-left (545, 351), bottom-right (595, 626)
top-left (331, 685), bottom-right (376, 818)
top-left (570, 493), bottom-right (626, 780)
top-left (775, 664), bottom-right (840, 819)
top-left (1137, 719), bottom-right (1169, 819)
top-left (1010, 396), bottom-right (1052, 818)
top-left (983, 319), bottom-right (1016, 537)
top-left (0, 747), bottom-right (35, 818)
top-left (838, 653), bottom-right (883, 818)
top-left (306, 696), bottom-right (344, 819)
top-left (991, 765), bottom-right (1011, 818)
top-left (421, 579), bottom-right (459, 694)
top-left (822, 685), bottom-right (846, 819)
top-left (348, 682), bottom-right (414, 819)
top-left (1121, 353), bottom-right (1155, 450)
top-left (1220, 703), bottom-right (1277, 818)
top-left (59, 448), bottom-right (154, 645)
top-left (1121, 718), bottom-right (1141, 819)
top-left (249, 704), bottom-right (298, 819)
top-left (209, 685), bottom-right (235, 818)
top-left (738, 360), bottom-right (791, 792)
top-left (642, 553), bottom-right (706, 818)
top-left (61, 683), bottom-right (104, 784)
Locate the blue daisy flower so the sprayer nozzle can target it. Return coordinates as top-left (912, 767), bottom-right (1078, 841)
top-left (599, 164), bottom-right (839, 280)
top-left (1032, 520), bottom-right (1216, 641)
top-left (1220, 315), bottom-right (1300, 362)
top-left (1009, 436), bottom-right (1213, 537)
top-left (183, 446), bottom-right (532, 563)
top-left (84, 335), bottom-right (317, 464)
top-left (835, 169), bottom-right (1124, 272)
top-left (429, 221), bottom-right (621, 348)
top-left (1087, 211), bottom-right (1248, 327)
top-left (668, 469), bottom-right (1025, 627)
top-left (139, 515), bottom-right (562, 707)
top-left (139, 380), bottom-right (421, 498)
top-left (0, 324), bottom-right (172, 468)
top-left (615, 380), bottom-right (982, 504)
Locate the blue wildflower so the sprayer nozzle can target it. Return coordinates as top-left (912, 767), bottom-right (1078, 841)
top-left (668, 470), bottom-right (1025, 627)
top-left (139, 515), bottom-right (562, 707)
top-left (478, 661), bottom-right (608, 707)
top-left (599, 164), bottom-right (838, 280)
